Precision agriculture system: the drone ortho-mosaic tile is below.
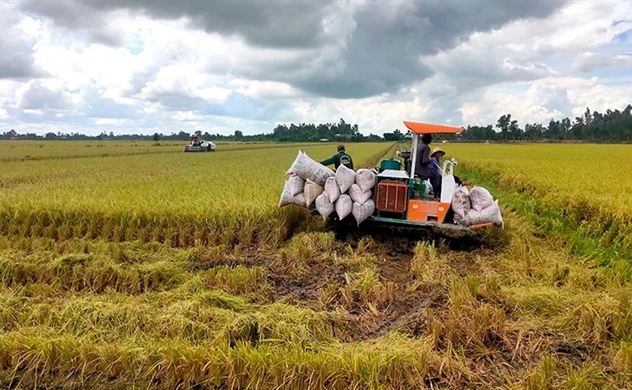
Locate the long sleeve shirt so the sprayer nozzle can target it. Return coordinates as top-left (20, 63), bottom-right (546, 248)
top-left (321, 151), bottom-right (354, 170)
top-left (413, 143), bottom-right (432, 178)
top-left (430, 156), bottom-right (442, 178)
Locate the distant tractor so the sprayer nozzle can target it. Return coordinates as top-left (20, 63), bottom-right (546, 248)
top-left (184, 134), bottom-right (215, 152)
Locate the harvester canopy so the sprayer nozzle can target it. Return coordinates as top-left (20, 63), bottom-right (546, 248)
top-left (403, 121), bottom-right (462, 135)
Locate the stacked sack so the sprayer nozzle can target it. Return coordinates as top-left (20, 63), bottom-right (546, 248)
top-left (344, 166), bottom-right (376, 226)
top-left (451, 186), bottom-right (504, 228)
top-left (278, 151), bottom-right (376, 226)
top-left (279, 151), bottom-right (334, 208)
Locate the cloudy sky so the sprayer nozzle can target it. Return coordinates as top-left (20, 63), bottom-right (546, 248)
top-left (1, 0), bottom-right (631, 136)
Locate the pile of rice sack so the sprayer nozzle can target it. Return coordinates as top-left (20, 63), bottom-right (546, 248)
top-left (451, 186), bottom-right (504, 228)
top-left (279, 151), bottom-right (376, 225)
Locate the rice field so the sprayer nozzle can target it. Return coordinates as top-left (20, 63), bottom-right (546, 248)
top-left (0, 140), bottom-right (319, 162)
top-left (445, 143), bottom-right (632, 263)
top-left (1, 140), bottom-right (631, 389)
top-left (0, 142), bottom-right (393, 248)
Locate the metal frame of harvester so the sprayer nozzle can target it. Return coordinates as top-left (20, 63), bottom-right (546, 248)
top-left (363, 121), bottom-right (493, 232)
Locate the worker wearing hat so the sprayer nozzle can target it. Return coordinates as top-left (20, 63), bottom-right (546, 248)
top-left (429, 147), bottom-right (467, 199)
top-left (321, 144), bottom-right (354, 170)
top-left (428, 147), bottom-right (445, 200)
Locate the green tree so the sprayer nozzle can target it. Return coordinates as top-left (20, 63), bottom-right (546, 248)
top-left (496, 114), bottom-right (511, 140)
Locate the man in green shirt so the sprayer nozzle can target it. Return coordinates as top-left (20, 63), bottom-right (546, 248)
top-left (321, 144), bottom-right (354, 170)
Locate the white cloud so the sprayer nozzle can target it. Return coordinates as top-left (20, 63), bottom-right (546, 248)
top-left (171, 111), bottom-right (203, 121)
top-left (572, 52), bottom-right (632, 72)
top-left (233, 79), bottom-right (301, 99)
top-left (0, 0), bottom-right (630, 136)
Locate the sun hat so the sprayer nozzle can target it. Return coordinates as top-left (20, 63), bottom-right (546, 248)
top-left (430, 147), bottom-right (445, 157)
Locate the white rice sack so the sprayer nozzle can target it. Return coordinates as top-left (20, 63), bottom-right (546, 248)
top-left (355, 168), bottom-right (376, 193)
top-left (469, 186), bottom-right (494, 211)
top-left (287, 174), bottom-right (305, 196)
top-left (324, 176), bottom-right (340, 203)
top-left (464, 209), bottom-right (482, 226)
top-left (304, 180), bottom-right (324, 206)
top-left (315, 193), bottom-right (335, 220)
top-left (278, 181), bottom-right (308, 208)
top-left (286, 151), bottom-right (334, 186)
top-left (451, 186), bottom-right (471, 225)
top-left (335, 194), bottom-right (353, 220)
top-left (348, 183), bottom-right (372, 204)
top-left (464, 200), bottom-right (503, 228)
top-left (352, 199), bottom-right (375, 226)
top-left (335, 164), bottom-right (356, 193)
top-left (481, 200), bottom-right (504, 228)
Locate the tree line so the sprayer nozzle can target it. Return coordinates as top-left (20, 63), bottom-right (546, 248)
top-left (2, 105), bottom-right (631, 142)
top-left (457, 105), bottom-right (632, 142)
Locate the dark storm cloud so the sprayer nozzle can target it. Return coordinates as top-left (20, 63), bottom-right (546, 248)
top-left (18, 0), bottom-right (568, 98)
top-left (18, 0), bottom-right (331, 48)
top-left (296, 0), bottom-right (568, 98)
top-left (18, 0), bottom-right (125, 46)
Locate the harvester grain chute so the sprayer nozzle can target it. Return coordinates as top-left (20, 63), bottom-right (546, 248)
top-left (183, 134), bottom-right (216, 152)
top-left (279, 121), bottom-right (504, 237)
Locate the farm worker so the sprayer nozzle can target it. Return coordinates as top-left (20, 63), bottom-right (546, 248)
top-left (413, 134), bottom-right (433, 179)
top-left (429, 146), bottom-right (467, 199)
top-left (429, 147), bottom-right (446, 199)
top-left (320, 144), bottom-right (354, 170)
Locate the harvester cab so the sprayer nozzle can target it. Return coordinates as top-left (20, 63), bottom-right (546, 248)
top-left (368, 121), bottom-right (494, 232)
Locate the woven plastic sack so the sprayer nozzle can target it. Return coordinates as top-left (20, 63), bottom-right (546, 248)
top-left (451, 186), bottom-right (471, 225)
top-left (278, 181), bottom-right (308, 208)
top-left (315, 193), bottom-right (335, 220)
top-left (304, 180), bottom-right (324, 206)
top-left (286, 151), bottom-right (334, 186)
top-left (324, 176), bottom-right (340, 203)
top-left (287, 174), bottom-right (305, 196)
top-left (335, 164), bottom-right (355, 193)
top-left (355, 169), bottom-right (376, 193)
top-left (464, 200), bottom-right (503, 228)
top-left (469, 186), bottom-right (494, 211)
top-left (335, 194), bottom-right (353, 220)
top-left (352, 199), bottom-right (375, 226)
top-left (348, 184), bottom-right (372, 204)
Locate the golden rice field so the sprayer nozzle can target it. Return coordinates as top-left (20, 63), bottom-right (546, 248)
top-left (0, 140), bottom-right (318, 162)
top-left (1, 140), bottom-right (631, 389)
top-left (0, 141), bottom-right (393, 248)
top-left (446, 143), bottom-right (632, 261)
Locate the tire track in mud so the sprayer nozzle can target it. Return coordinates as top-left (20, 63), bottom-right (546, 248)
top-left (266, 230), bottom-right (506, 342)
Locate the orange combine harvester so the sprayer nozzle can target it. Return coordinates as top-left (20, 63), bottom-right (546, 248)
top-left (360, 121), bottom-right (494, 232)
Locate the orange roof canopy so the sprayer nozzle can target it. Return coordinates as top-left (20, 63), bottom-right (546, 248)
top-left (403, 121), bottom-right (462, 135)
